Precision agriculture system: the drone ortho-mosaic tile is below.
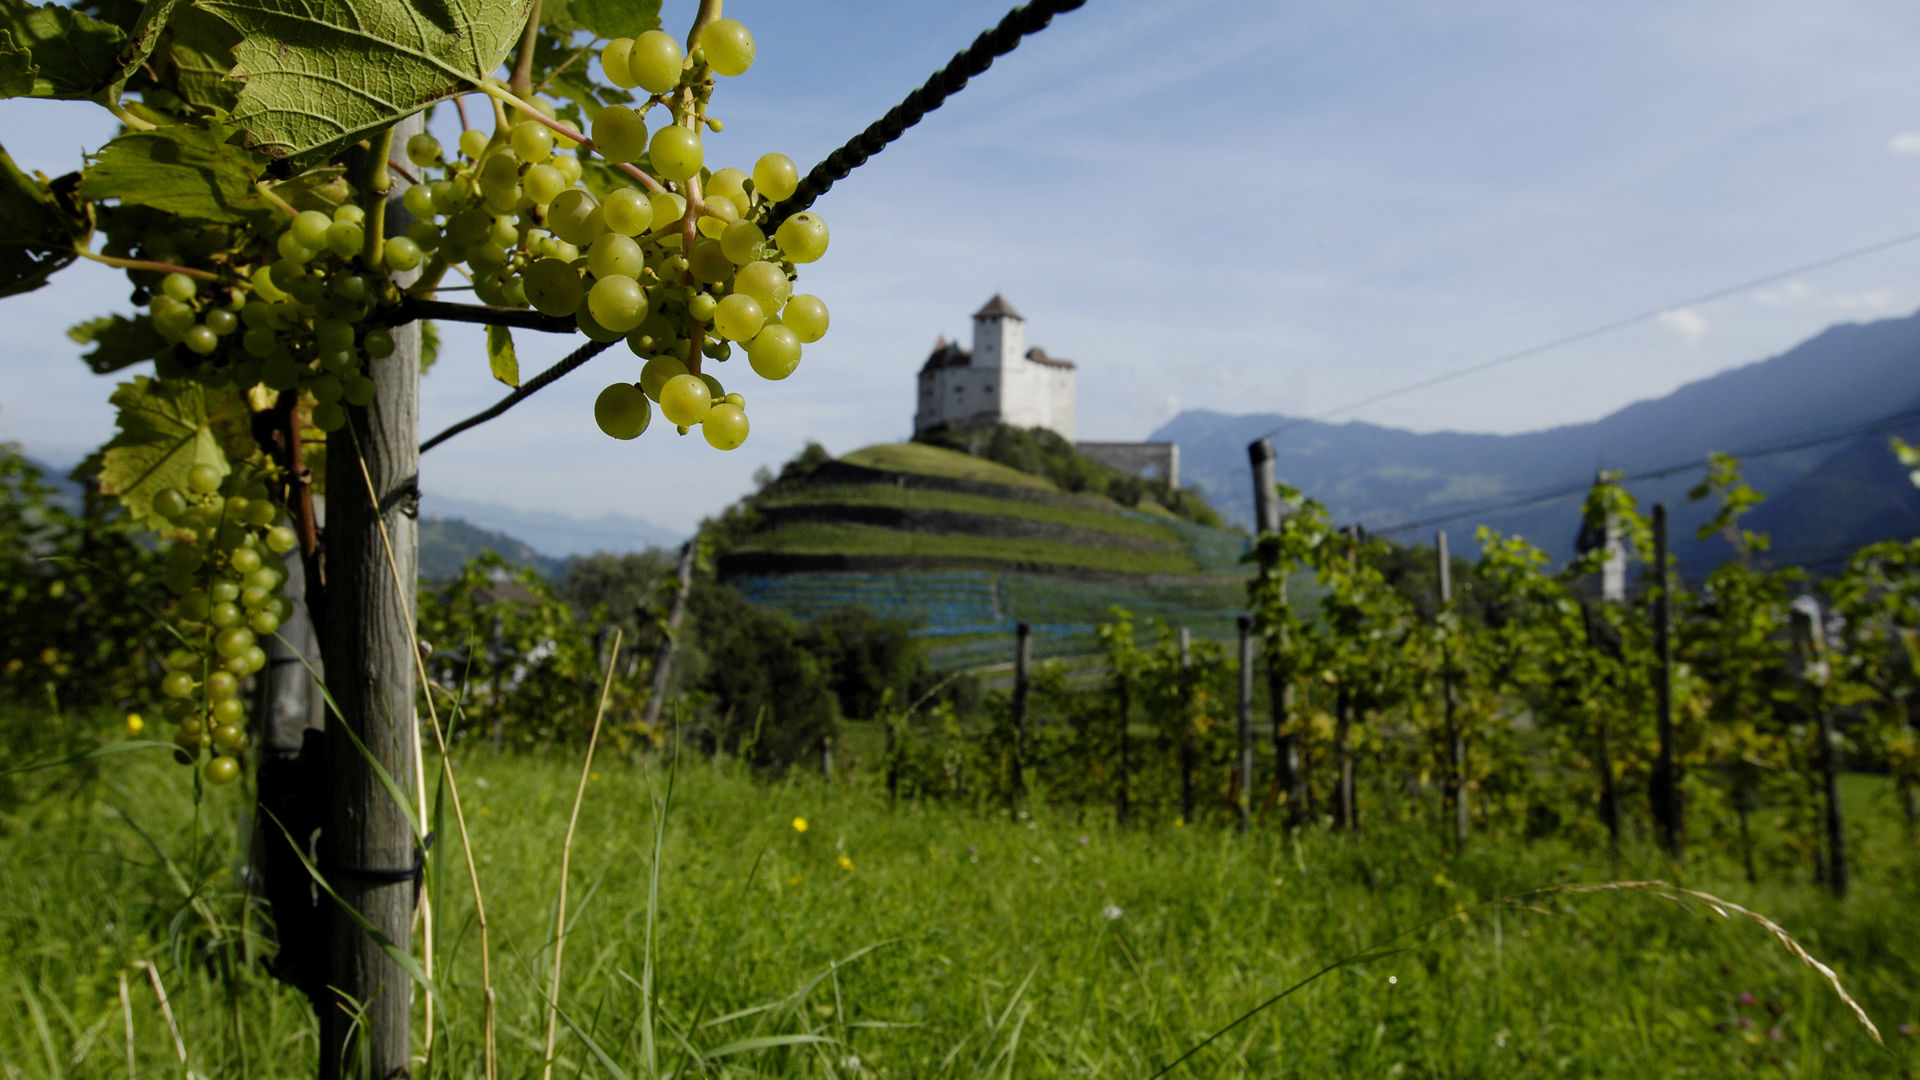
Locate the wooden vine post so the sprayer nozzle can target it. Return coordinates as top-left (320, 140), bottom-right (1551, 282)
top-left (1791, 596), bottom-right (1849, 898)
top-left (318, 116), bottom-right (426, 1079)
top-left (1437, 530), bottom-right (1467, 847)
top-left (1177, 626), bottom-right (1195, 824)
top-left (1650, 503), bottom-right (1682, 861)
top-left (1248, 438), bottom-right (1304, 819)
top-left (1009, 620), bottom-right (1032, 818)
top-left (1235, 614), bottom-right (1254, 833)
top-left (641, 538), bottom-right (698, 738)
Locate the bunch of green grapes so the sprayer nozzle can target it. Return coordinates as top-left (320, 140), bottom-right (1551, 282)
top-left (149, 462), bottom-right (300, 783)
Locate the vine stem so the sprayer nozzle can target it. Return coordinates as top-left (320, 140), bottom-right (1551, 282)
top-left (74, 246), bottom-right (222, 281)
top-left (358, 126), bottom-right (398, 270)
top-left (251, 181), bottom-right (299, 218)
top-left (511, 0), bottom-right (544, 97)
top-left (477, 81), bottom-right (680, 201)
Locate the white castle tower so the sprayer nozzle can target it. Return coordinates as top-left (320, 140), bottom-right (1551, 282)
top-left (915, 295), bottom-right (1076, 440)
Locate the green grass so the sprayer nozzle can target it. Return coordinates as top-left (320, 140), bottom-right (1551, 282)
top-left (734, 522), bottom-right (1201, 575)
top-left (842, 443), bottom-right (1059, 491)
top-left (756, 484), bottom-right (1182, 546)
top-left (3, 729), bottom-right (1917, 1078)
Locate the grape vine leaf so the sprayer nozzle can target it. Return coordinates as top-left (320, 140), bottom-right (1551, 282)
top-left (487, 324), bottom-right (518, 387)
top-left (546, 0), bottom-right (660, 42)
top-left (69, 314), bottom-right (167, 374)
top-left (0, 143), bottom-right (83, 297)
top-left (0, 1), bottom-right (128, 99)
top-left (149, 4), bottom-right (241, 110)
top-left (98, 375), bottom-right (246, 532)
top-left (198, 0), bottom-right (537, 168)
top-left (77, 122), bottom-right (268, 224)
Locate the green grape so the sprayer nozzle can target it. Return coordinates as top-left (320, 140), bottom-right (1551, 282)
top-left (211, 721), bottom-right (247, 749)
top-left (470, 241), bottom-right (509, 270)
top-left (161, 670), bottom-right (195, 699)
top-left (489, 214), bottom-right (520, 248)
top-left (523, 163), bottom-right (566, 205)
top-left (188, 463), bottom-right (223, 494)
top-left (688, 238), bottom-right (733, 283)
top-left (246, 564), bottom-right (285, 591)
top-left (571, 302), bottom-right (623, 343)
top-left (241, 584), bottom-right (270, 610)
top-left (405, 219), bottom-right (442, 252)
top-left (699, 18), bottom-right (755, 77)
top-left (334, 203), bottom-right (366, 225)
top-left (753, 153), bottom-right (799, 202)
top-left (215, 626), bottom-right (256, 659)
top-left (264, 525), bottom-right (297, 554)
top-left (406, 132), bottom-right (442, 166)
top-left (210, 580), bottom-right (241, 603)
top-left (334, 272), bottom-right (371, 302)
top-left (640, 354), bottom-right (688, 400)
top-left (783, 294), bottom-right (829, 342)
top-left (251, 265), bottom-right (288, 303)
top-left (480, 152), bottom-right (522, 196)
top-left (587, 275), bottom-right (647, 332)
top-left (628, 30), bottom-right (684, 94)
top-left (733, 260), bottom-right (789, 310)
top-left (151, 301), bottom-right (195, 341)
top-left (342, 373), bottom-right (376, 406)
top-left (594, 382), bottom-right (652, 440)
top-left (700, 373), bottom-right (725, 400)
top-left (548, 190), bottom-right (602, 246)
top-left (688, 292), bottom-right (718, 321)
top-left (592, 105), bottom-right (648, 163)
top-left (649, 126), bottom-right (703, 182)
top-left (724, 391), bottom-right (746, 408)
top-left (311, 402), bottom-right (347, 431)
top-left (774, 212), bottom-right (829, 263)
top-left (588, 233), bottom-right (644, 280)
top-left (525, 258), bottom-right (586, 316)
top-left (699, 196), bottom-right (740, 232)
top-left (553, 154), bottom-right (582, 185)
top-left (702, 402), bottom-right (749, 450)
top-left (261, 354), bottom-right (306, 391)
top-left (180, 591), bottom-right (210, 621)
top-left (403, 183), bottom-right (436, 217)
top-left (292, 209), bottom-right (333, 248)
top-left (601, 37), bottom-right (637, 87)
top-left (250, 609), bottom-right (282, 635)
top-left (707, 167), bottom-right (749, 204)
top-left (658, 373), bottom-right (711, 426)
top-left (153, 488), bottom-right (188, 518)
top-left (204, 756), bottom-right (240, 784)
top-left (384, 235), bottom-right (423, 271)
top-left (230, 547), bottom-right (263, 574)
top-left (511, 120), bottom-right (555, 163)
top-left (161, 272), bottom-right (198, 302)
top-left (285, 274), bottom-right (325, 306)
top-left (747, 324), bottom-right (802, 380)
top-left (712, 293), bottom-right (764, 342)
top-left (429, 180), bottom-right (463, 213)
top-left (363, 328), bottom-right (396, 358)
top-left (446, 208), bottom-right (491, 246)
top-left (648, 191), bottom-right (687, 229)
top-left (210, 601), bottom-right (242, 628)
top-left (277, 231), bottom-right (316, 263)
top-left (317, 319), bottom-right (354, 352)
top-left (459, 128), bottom-right (490, 160)
top-left (244, 500), bottom-right (277, 527)
top-left (602, 188), bottom-right (653, 236)
top-left (205, 670), bottom-right (239, 700)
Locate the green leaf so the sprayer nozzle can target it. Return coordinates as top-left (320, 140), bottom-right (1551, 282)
top-left (487, 323), bottom-right (518, 387)
top-left (0, 1), bottom-right (128, 99)
top-left (77, 122), bottom-right (266, 224)
top-left (0, 142), bottom-right (81, 297)
top-left (557, 0), bottom-right (659, 42)
top-left (151, 4), bottom-right (241, 110)
top-left (199, 0), bottom-right (537, 167)
top-left (97, 374), bottom-right (244, 531)
top-left (69, 314), bottom-right (168, 374)
top-left (419, 318), bottom-right (440, 373)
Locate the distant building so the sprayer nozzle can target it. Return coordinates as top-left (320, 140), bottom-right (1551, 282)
top-left (913, 296), bottom-right (1177, 487)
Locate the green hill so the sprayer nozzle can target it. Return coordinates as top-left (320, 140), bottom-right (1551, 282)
top-left (715, 440), bottom-right (1253, 670)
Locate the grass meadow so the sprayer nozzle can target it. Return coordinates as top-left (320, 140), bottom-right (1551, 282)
top-left (2, 725), bottom-right (1917, 1078)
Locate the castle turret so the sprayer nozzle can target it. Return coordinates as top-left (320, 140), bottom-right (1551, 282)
top-left (971, 294), bottom-right (1026, 380)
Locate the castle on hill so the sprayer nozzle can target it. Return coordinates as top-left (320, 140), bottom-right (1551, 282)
top-left (914, 295), bottom-right (1179, 486)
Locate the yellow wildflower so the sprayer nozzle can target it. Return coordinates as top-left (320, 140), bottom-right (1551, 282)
top-left (125, 713), bottom-right (144, 734)
top-left (792, 817), bottom-right (809, 833)
top-left (837, 854), bottom-right (854, 871)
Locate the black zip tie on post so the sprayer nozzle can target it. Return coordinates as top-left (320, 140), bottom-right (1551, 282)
top-left (765, 0), bottom-right (1089, 229)
top-left (415, 0), bottom-right (1087, 454)
top-left (420, 338), bottom-right (616, 453)
top-left (322, 831), bottom-right (436, 906)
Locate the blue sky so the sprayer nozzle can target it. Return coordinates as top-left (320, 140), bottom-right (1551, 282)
top-left (6, 0), bottom-right (1920, 535)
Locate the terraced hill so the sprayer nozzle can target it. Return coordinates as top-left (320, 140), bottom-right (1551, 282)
top-left (717, 443), bottom-right (1253, 669)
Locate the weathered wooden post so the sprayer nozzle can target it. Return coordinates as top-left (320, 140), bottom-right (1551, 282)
top-left (1009, 621), bottom-right (1032, 817)
top-left (1791, 596), bottom-right (1848, 898)
top-left (1236, 614), bottom-right (1254, 833)
top-left (1334, 525), bottom-right (1361, 831)
top-left (1177, 626), bottom-right (1196, 824)
top-left (1248, 438), bottom-right (1304, 820)
top-left (319, 114), bottom-right (424, 1080)
top-left (1116, 673), bottom-right (1132, 827)
top-left (641, 538), bottom-right (697, 738)
top-left (1437, 530), bottom-right (1467, 847)
top-left (1650, 504), bottom-right (1682, 861)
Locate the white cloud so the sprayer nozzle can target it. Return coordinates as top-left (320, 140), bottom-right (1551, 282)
top-left (1752, 280), bottom-right (1813, 306)
top-left (1888, 132), bottom-right (1920, 156)
top-left (1657, 307), bottom-right (1708, 346)
top-left (1163, 394), bottom-right (1182, 416)
top-left (1830, 288), bottom-right (1901, 314)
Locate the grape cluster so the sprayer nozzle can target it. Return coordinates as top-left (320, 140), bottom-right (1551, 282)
top-left (150, 461), bottom-right (299, 784)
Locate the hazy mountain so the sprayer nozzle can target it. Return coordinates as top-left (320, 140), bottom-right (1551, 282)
top-left (418, 517), bottom-right (567, 582)
top-left (423, 495), bottom-right (681, 559)
top-left (1153, 309), bottom-right (1920, 570)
